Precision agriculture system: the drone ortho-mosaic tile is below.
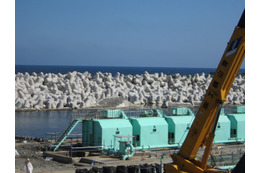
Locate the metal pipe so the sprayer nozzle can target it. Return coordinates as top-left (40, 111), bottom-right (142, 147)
top-left (134, 144), bottom-right (181, 150)
top-left (122, 143), bottom-right (134, 160)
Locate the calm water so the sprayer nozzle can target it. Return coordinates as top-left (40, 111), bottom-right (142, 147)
top-left (15, 110), bottom-right (82, 138)
top-left (15, 65), bottom-right (245, 76)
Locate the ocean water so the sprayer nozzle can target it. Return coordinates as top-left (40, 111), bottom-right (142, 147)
top-left (15, 65), bottom-right (245, 76)
top-left (15, 110), bottom-right (81, 138)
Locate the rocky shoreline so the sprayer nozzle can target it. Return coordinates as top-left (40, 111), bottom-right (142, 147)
top-left (15, 71), bottom-right (245, 111)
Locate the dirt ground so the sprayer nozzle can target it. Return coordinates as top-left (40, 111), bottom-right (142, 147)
top-left (15, 141), bottom-right (77, 173)
top-left (15, 140), bottom-right (245, 173)
top-left (15, 140), bottom-right (173, 173)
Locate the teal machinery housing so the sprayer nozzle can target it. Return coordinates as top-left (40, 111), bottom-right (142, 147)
top-left (52, 106), bottom-right (245, 159)
top-left (165, 107), bottom-right (195, 146)
top-left (82, 110), bottom-right (133, 149)
top-left (130, 109), bottom-right (168, 149)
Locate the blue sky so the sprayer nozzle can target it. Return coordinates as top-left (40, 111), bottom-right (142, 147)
top-left (15, 0), bottom-right (245, 68)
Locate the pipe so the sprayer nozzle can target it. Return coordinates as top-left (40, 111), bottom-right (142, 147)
top-left (105, 143), bottom-right (183, 160)
top-left (134, 144), bottom-right (181, 150)
top-left (105, 142), bottom-right (135, 160)
top-left (122, 143), bottom-right (134, 160)
top-left (105, 148), bottom-right (118, 155)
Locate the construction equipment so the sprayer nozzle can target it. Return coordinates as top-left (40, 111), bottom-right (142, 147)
top-left (165, 10), bottom-right (245, 173)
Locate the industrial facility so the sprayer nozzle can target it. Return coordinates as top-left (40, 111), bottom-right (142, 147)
top-left (48, 106), bottom-right (245, 160)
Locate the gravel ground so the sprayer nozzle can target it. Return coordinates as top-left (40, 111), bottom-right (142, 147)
top-left (15, 140), bottom-right (174, 173)
top-left (15, 141), bottom-right (77, 173)
top-left (15, 140), bottom-right (244, 173)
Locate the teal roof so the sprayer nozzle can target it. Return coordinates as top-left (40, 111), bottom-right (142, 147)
top-left (131, 117), bottom-right (167, 126)
top-left (218, 115), bottom-right (230, 123)
top-left (232, 105), bottom-right (245, 113)
top-left (227, 114), bottom-right (245, 122)
top-left (165, 116), bottom-right (194, 124)
top-left (95, 119), bottom-right (132, 128)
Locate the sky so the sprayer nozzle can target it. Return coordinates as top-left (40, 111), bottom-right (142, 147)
top-left (15, 1), bottom-right (245, 68)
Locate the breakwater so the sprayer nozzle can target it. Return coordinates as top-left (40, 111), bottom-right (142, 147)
top-left (15, 71), bottom-right (245, 111)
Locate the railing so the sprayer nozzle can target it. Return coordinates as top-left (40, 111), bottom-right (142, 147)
top-left (196, 145), bottom-right (245, 167)
top-left (69, 108), bottom-right (168, 120)
top-left (66, 108), bottom-right (200, 123)
top-left (70, 110), bottom-right (103, 120)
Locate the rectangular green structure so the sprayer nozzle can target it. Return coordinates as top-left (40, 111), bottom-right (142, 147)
top-left (165, 115), bottom-right (194, 145)
top-left (130, 117), bottom-right (168, 148)
top-left (214, 115), bottom-right (231, 143)
top-left (82, 118), bottom-right (133, 149)
top-left (226, 113), bottom-right (245, 140)
top-left (232, 105), bottom-right (245, 113)
top-left (171, 107), bottom-right (194, 116)
top-left (226, 106), bottom-right (245, 141)
top-left (82, 119), bottom-right (94, 146)
top-left (101, 110), bottom-right (127, 118)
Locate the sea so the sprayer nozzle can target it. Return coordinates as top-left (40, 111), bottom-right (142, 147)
top-left (15, 65), bottom-right (245, 138)
top-left (15, 65), bottom-right (245, 76)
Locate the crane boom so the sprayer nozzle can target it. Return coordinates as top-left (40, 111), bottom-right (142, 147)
top-left (165, 10), bottom-right (245, 173)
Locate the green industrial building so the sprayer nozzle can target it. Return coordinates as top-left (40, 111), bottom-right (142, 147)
top-left (82, 110), bottom-right (133, 149)
top-left (226, 106), bottom-right (245, 141)
top-left (164, 107), bottom-right (194, 145)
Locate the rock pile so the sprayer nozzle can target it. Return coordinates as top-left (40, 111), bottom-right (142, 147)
top-left (15, 71), bottom-right (245, 110)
